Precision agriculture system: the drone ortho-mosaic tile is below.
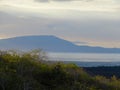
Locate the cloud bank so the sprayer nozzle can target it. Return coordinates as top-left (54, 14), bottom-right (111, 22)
top-left (0, 0), bottom-right (120, 19)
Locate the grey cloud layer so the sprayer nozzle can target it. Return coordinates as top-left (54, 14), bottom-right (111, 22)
top-left (35, 0), bottom-right (94, 2)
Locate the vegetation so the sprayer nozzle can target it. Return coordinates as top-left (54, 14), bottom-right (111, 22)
top-left (0, 50), bottom-right (120, 90)
top-left (85, 66), bottom-right (120, 78)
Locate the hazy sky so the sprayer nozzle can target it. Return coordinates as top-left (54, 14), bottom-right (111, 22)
top-left (0, 0), bottom-right (120, 47)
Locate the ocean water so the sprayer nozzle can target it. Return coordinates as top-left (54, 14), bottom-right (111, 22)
top-left (48, 53), bottom-right (120, 67)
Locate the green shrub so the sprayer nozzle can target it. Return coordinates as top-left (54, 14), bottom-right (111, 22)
top-left (0, 50), bottom-right (120, 90)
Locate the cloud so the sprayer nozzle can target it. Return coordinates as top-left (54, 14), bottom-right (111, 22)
top-left (0, 11), bottom-right (120, 47)
top-left (35, 0), bottom-right (49, 2)
top-left (73, 41), bottom-right (89, 45)
top-left (35, 0), bottom-right (94, 2)
top-left (0, 0), bottom-right (120, 47)
top-left (0, 0), bottom-right (120, 20)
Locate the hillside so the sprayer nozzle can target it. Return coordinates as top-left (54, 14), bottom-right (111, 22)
top-left (0, 35), bottom-right (120, 53)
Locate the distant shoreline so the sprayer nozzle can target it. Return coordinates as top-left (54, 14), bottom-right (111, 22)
top-left (47, 60), bottom-right (120, 67)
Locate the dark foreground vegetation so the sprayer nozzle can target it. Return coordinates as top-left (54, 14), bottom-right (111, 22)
top-left (0, 50), bottom-right (120, 90)
top-left (84, 66), bottom-right (120, 78)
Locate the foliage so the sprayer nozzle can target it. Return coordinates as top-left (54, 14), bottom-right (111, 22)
top-left (85, 66), bottom-right (120, 78)
top-left (0, 50), bottom-right (120, 90)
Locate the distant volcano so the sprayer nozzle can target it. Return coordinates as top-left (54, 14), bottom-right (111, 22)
top-left (0, 35), bottom-right (120, 53)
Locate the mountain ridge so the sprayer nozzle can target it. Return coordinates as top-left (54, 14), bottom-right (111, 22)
top-left (0, 35), bottom-right (120, 53)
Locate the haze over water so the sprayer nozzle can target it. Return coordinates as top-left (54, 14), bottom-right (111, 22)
top-left (48, 53), bottom-right (120, 62)
top-left (48, 53), bottom-right (120, 66)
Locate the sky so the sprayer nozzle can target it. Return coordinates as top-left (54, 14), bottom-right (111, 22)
top-left (0, 0), bottom-right (120, 48)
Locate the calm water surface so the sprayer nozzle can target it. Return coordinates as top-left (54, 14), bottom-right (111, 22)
top-left (48, 53), bottom-right (120, 62)
top-left (48, 53), bottom-right (120, 67)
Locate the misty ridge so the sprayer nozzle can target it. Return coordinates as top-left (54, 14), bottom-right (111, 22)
top-left (0, 35), bottom-right (120, 53)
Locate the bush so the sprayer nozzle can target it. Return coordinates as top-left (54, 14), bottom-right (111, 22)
top-left (0, 50), bottom-right (120, 90)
